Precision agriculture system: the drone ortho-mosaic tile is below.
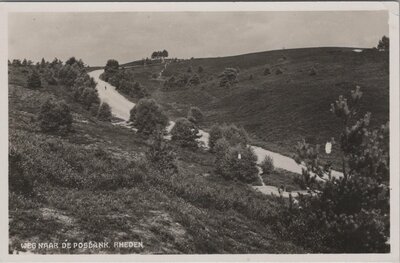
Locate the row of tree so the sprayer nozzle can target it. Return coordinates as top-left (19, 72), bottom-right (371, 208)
top-left (151, 50), bottom-right (168, 60)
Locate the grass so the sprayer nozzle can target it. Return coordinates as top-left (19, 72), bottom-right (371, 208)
top-left (8, 65), bottom-right (304, 254)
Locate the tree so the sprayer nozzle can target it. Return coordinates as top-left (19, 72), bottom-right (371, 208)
top-left (22, 59), bottom-right (27, 66)
top-left (187, 106), bottom-right (204, 124)
top-left (130, 98), bottom-right (169, 136)
top-left (260, 155), bottom-right (274, 174)
top-left (97, 102), bottom-right (112, 121)
top-left (38, 98), bottom-right (73, 133)
top-left (208, 123), bottom-right (248, 152)
top-left (377, 35), bottom-right (389, 51)
top-left (215, 144), bottom-right (259, 183)
top-left (171, 117), bottom-right (200, 148)
top-left (27, 70), bottom-right (42, 89)
top-left (281, 86), bottom-right (389, 253)
top-left (162, 49), bottom-right (168, 58)
top-left (104, 59), bottom-right (119, 74)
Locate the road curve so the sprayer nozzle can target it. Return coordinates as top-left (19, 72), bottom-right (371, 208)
top-left (88, 69), bottom-right (343, 187)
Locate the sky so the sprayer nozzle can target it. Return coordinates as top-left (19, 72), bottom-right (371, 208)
top-left (8, 11), bottom-right (389, 66)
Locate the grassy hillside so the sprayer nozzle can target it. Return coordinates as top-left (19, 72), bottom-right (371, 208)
top-left (150, 47), bottom-right (389, 164)
top-left (9, 65), bottom-right (304, 254)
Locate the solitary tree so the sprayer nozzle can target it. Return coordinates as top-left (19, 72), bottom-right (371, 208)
top-left (38, 98), bottom-right (73, 133)
top-left (97, 102), bottom-right (112, 122)
top-left (130, 98), bottom-right (169, 136)
top-left (282, 86), bottom-right (390, 253)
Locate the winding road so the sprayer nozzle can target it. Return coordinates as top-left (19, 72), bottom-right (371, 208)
top-left (88, 68), bottom-right (342, 196)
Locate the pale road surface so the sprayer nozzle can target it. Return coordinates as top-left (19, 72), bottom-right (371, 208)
top-left (89, 69), bottom-right (342, 196)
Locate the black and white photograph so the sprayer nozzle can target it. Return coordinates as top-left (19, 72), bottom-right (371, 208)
top-left (1, 2), bottom-right (399, 261)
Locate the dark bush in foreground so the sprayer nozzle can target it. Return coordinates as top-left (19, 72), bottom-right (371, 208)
top-left (146, 132), bottom-right (177, 175)
top-left (38, 98), bottom-right (73, 133)
top-left (260, 155), bottom-right (274, 174)
top-left (130, 98), bottom-right (169, 136)
top-left (264, 68), bottom-right (271, 75)
top-left (280, 86), bottom-right (390, 253)
top-left (171, 118), bottom-right (200, 148)
top-left (97, 102), bottom-right (112, 122)
top-left (27, 70), bottom-right (42, 89)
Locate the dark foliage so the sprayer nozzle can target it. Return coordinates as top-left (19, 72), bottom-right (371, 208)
top-left (27, 70), bottom-right (42, 89)
top-left (171, 118), bottom-right (201, 148)
top-left (130, 98), bottom-right (169, 136)
top-left (38, 98), bottom-right (73, 133)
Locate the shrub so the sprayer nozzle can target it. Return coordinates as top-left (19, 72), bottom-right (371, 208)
top-left (171, 118), bottom-right (200, 148)
top-left (208, 123), bottom-right (248, 152)
top-left (130, 98), bottom-right (169, 136)
top-left (215, 144), bottom-right (259, 183)
top-left (38, 98), bottom-right (73, 133)
top-left (263, 68), bottom-right (271, 75)
top-left (275, 68), bottom-right (283, 75)
top-left (248, 74), bottom-right (253, 80)
top-left (280, 86), bottom-right (390, 253)
top-left (27, 70), bottom-right (42, 89)
top-left (260, 155), bottom-right (274, 174)
top-left (219, 68), bottom-right (239, 88)
top-left (198, 66), bottom-right (204, 73)
top-left (97, 102), bottom-right (112, 121)
top-left (146, 132), bottom-right (177, 175)
top-left (187, 106), bottom-right (204, 124)
top-left (188, 74), bottom-right (200, 86)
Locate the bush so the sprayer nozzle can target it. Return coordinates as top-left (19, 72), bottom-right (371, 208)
top-left (377, 35), bottom-right (389, 51)
top-left (198, 66), bottom-right (204, 73)
top-left (188, 74), bottom-right (200, 86)
top-left (209, 123), bottom-right (248, 152)
top-left (27, 70), bottom-right (42, 89)
top-left (187, 107), bottom-right (204, 124)
top-left (280, 86), bottom-right (390, 253)
top-left (146, 132), bottom-right (177, 175)
top-left (275, 68), bottom-right (283, 75)
top-left (171, 118), bottom-right (200, 148)
top-left (130, 98), bottom-right (169, 136)
top-left (97, 102), bottom-right (112, 121)
top-left (215, 144), bottom-right (259, 183)
top-left (38, 98), bottom-right (73, 133)
top-left (248, 74), bottom-right (253, 80)
top-left (263, 68), bottom-right (271, 75)
top-left (260, 155), bottom-right (274, 174)
top-left (219, 68), bottom-right (239, 88)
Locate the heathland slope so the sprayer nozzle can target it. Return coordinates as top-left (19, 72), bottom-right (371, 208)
top-left (150, 47), bottom-right (389, 159)
top-left (8, 63), bottom-right (304, 254)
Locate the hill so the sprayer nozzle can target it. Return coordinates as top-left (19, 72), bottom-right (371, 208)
top-left (148, 47), bottom-right (389, 163)
top-left (8, 64), bottom-right (304, 254)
